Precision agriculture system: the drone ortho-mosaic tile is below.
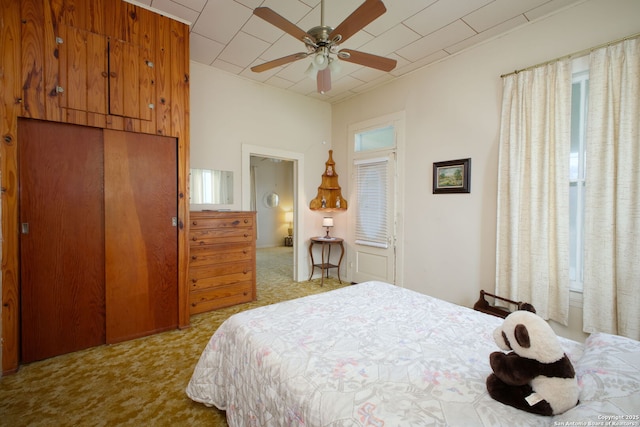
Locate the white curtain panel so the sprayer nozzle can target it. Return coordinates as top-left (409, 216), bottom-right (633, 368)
top-left (495, 59), bottom-right (572, 324)
top-left (583, 38), bottom-right (640, 340)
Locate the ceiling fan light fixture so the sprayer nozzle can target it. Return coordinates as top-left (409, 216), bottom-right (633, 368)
top-left (328, 58), bottom-right (342, 74)
top-left (314, 47), bottom-right (329, 69)
top-left (305, 62), bottom-right (318, 79)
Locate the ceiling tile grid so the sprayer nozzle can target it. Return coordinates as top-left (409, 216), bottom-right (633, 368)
top-left (132, 0), bottom-right (582, 102)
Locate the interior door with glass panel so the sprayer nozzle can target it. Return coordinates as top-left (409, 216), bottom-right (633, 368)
top-left (349, 125), bottom-right (397, 284)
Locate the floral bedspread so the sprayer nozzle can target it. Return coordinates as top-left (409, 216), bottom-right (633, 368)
top-left (186, 281), bottom-right (640, 426)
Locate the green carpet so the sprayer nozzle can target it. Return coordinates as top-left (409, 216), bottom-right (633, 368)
top-left (0, 247), bottom-right (347, 426)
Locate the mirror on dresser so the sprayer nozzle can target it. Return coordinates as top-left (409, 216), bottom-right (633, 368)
top-left (190, 168), bottom-right (234, 204)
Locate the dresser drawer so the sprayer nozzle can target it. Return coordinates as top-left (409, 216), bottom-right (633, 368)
top-left (190, 215), bottom-right (254, 230)
top-left (190, 227), bottom-right (254, 245)
top-left (189, 243), bottom-right (253, 267)
top-left (189, 261), bottom-right (254, 290)
top-left (189, 282), bottom-right (254, 314)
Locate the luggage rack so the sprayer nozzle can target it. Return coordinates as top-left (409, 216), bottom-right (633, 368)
top-left (473, 290), bottom-right (535, 318)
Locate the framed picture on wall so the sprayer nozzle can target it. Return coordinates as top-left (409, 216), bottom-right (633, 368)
top-left (433, 158), bottom-right (471, 194)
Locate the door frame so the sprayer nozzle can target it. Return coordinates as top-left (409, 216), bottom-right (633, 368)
top-left (347, 111), bottom-right (405, 286)
top-left (242, 144), bottom-right (305, 282)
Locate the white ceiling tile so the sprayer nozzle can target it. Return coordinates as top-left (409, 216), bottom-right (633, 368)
top-left (242, 14), bottom-right (290, 44)
top-left (259, 0), bottom-right (314, 25)
top-left (358, 24), bottom-right (421, 56)
top-left (235, 0), bottom-right (264, 9)
top-left (390, 50), bottom-right (449, 76)
top-left (265, 75), bottom-right (297, 89)
top-left (463, 0), bottom-right (549, 33)
top-left (349, 65), bottom-right (387, 83)
top-left (404, 0), bottom-right (492, 36)
top-left (365, 0), bottom-right (436, 36)
top-left (258, 32), bottom-right (310, 62)
top-left (328, 74), bottom-right (366, 92)
top-left (219, 31), bottom-right (272, 67)
top-left (337, 30), bottom-right (375, 51)
top-left (190, 32), bottom-right (225, 64)
top-left (192, 0), bottom-right (252, 44)
top-left (168, 0), bottom-right (207, 12)
top-left (524, 0), bottom-right (580, 21)
top-left (212, 58), bottom-right (244, 74)
top-left (272, 58), bottom-right (311, 81)
top-left (445, 15), bottom-right (528, 55)
top-left (396, 20), bottom-right (476, 62)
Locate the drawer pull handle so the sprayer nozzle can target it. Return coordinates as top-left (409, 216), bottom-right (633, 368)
top-left (243, 250), bottom-right (247, 254)
top-left (244, 219), bottom-right (249, 223)
top-left (192, 237), bottom-right (198, 241)
top-left (191, 279), bottom-right (198, 283)
top-left (243, 269), bottom-right (248, 274)
top-left (191, 256), bottom-right (197, 260)
top-left (244, 233), bottom-right (249, 238)
top-left (192, 221), bottom-right (198, 225)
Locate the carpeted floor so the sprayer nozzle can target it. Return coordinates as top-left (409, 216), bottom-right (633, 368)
top-left (0, 247), bottom-right (347, 426)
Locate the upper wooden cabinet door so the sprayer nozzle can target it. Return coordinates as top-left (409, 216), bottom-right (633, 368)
top-left (108, 39), bottom-right (155, 121)
top-left (56, 25), bottom-right (155, 121)
top-left (57, 24), bottom-right (108, 115)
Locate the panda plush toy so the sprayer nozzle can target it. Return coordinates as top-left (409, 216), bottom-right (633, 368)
top-left (486, 309), bottom-right (579, 416)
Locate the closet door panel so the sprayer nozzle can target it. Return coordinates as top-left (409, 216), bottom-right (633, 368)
top-left (19, 119), bottom-right (106, 363)
top-left (104, 130), bottom-right (178, 343)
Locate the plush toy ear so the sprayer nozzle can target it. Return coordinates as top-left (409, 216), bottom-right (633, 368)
top-left (514, 323), bottom-right (531, 348)
top-left (519, 303), bottom-right (536, 313)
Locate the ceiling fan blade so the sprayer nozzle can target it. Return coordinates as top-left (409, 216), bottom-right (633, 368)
top-left (317, 68), bottom-right (332, 94)
top-left (251, 53), bottom-right (308, 73)
top-left (254, 7), bottom-right (314, 43)
top-left (329, 0), bottom-right (386, 44)
top-left (338, 49), bottom-right (397, 72)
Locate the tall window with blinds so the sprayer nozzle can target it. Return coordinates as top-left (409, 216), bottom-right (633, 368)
top-left (354, 158), bottom-right (389, 248)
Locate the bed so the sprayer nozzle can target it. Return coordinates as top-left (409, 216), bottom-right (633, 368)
top-left (186, 281), bottom-right (640, 426)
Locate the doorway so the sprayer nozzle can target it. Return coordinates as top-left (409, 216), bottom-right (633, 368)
top-left (347, 112), bottom-right (405, 285)
top-left (242, 145), bottom-right (305, 282)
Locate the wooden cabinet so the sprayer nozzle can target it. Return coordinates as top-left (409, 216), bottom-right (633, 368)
top-left (1, 0), bottom-right (190, 373)
top-left (310, 150), bottom-right (348, 211)
top-left (189, 211), bottom-right (257, 315)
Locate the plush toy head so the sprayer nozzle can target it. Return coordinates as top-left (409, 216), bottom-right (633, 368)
top-left (487, 310), bottom-right (579, 416)
top-left (493, 310), bottom-right (565, 364)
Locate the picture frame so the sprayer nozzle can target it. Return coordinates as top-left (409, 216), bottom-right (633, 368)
top-left (432, 158), bottom-right (471, 194)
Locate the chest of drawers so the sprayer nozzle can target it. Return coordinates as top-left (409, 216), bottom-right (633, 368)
top-left (188, 211), bottom-right (256, 315)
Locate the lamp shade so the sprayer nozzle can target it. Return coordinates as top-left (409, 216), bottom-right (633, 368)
top-left (285, 211), bottom-right (293, 223)
top-left (322, 217), bottom-right (334, 227)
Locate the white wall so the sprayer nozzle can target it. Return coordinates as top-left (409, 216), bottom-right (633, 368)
top-left (190, 62), bottom-right (331, 279)
top-left (331, 0), bottom-right (640, 341)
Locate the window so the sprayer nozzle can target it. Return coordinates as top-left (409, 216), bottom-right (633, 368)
top-left (354, 158), bottom-right (389, 248)
top-left (569, 64), bottom-right (589, 292)
top-left (355, 126), bottom-right (395, 152)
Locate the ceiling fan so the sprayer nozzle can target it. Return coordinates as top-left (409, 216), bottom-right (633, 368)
top-left (250, 0), bottom-right (397, 94)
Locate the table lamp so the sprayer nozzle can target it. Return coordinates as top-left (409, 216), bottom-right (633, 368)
top-left (285, 211), bottom-right (293, 236)
top-left (322, 217), bottom-right (334, 238)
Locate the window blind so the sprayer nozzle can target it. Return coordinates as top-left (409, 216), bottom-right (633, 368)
top-left (354, 158), bottom-right (388, 248)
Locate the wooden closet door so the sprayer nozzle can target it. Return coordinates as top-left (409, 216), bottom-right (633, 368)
top-left (19, 119), bottom-right (106, 363)
top-left (104, 130), bottom-right (178, 343)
